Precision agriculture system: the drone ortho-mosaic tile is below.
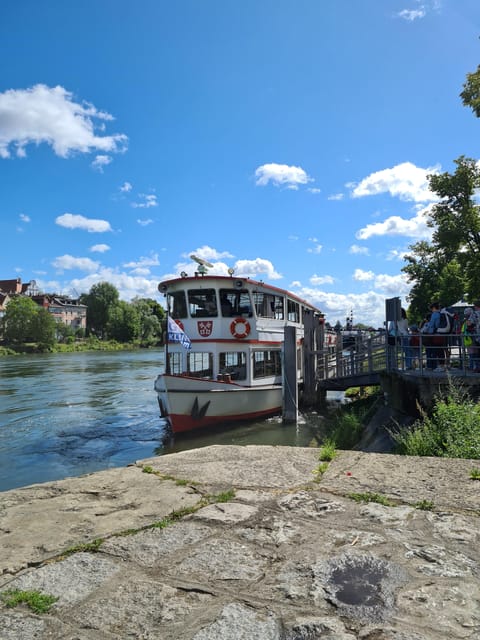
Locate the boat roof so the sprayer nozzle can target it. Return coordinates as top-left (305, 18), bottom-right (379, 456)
top-left (158, 274), bottom-right (322, 313)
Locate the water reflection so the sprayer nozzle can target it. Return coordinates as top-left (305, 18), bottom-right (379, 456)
top-left (0, 349), bottom-right (333, 492)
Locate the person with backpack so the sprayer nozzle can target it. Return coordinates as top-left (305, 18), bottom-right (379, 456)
top-left (422, 301), bottom-right (447, 371)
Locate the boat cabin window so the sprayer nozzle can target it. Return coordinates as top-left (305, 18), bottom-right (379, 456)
top-left (219, 351), bottom-right (247, 380)
top-left (187, 352), bottom-right (213, 378)
top-left (219, 289), bottom-right (252, 317)
top-left (287, 299), bottom-right (300, 323)
top-left (169, 291), bottom-right (187, 319)
top-left (167, 352), bottom-right (183, 375)
top-left (253, 292), bottom-right (284, 320)
top-left (253, 349), bottom-right (282, 378)
top-left (187, 289), bottom-right (218, 318)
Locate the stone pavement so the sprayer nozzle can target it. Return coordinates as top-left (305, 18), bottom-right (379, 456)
top-left (0, 445), bottom-right (479, 639)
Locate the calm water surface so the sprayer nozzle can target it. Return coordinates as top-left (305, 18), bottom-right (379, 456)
top-left (0, 349), bottom-right (333, 492)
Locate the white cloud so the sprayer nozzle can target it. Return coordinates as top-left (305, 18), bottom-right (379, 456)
top-left (349, 244), bottom-right (369, 255)
top-left (130, 267), bottom-right (151, 276)
top-left (0, 84), bottom-right (127, 159)
top-left (91, 154), bottom-right (112, 172)
top-left (234, 258), bottom-right (283, 280)
top-left (19, 213), bottom-right (30, 222)
top-left (307, 244), bottom-right (322, 254)
top-left (90, 244), bottom-right (110, 253)
top-left (123, 253), bottom-right (160, 269)
top-left (67, 269), bottom-right (160, 301)
top-left (351, 162), bottom-right (439, 203)
top-left (308, 187), bottom-right (321, 194)
top-left (56, 213), bottom-right (112, 233)
top-left (397, 9), bottom-right (426, 21)
top-left (356, 204), bottom-right (433, 240)
top-left (131, 194), bottom-right (158, 208)
top-left (52, 254), bottom-right (100, 272)
top-left (310, 274), bottom-right (334, 285)
top-left (255, 163), bottom-right (312, 190)
top-left (328, 193), bottom-right (344, 201)
top-left (353, 268), bottom-right (375, 282)
top-left (120, 181), bottom-right (132, 192)
top-left (137, 218), bottom-right (154, 226)
top-left (186, 246), bottom-right (234, 262)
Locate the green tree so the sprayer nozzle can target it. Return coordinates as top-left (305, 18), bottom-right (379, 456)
top-left (80, 282), bottom-right (119, 339)
top-left (31, 307), bottom-right (57, 348)
top-left (460, 64), bottom-right (480, 118)
top-left (131, 297), bottom-right (164, 344)
top-left (402, 157), bottom-right (480, 318)
top-left (3, 296), bottom-right (39, 344)
top-left (107, 301), bottom-right (141, 342)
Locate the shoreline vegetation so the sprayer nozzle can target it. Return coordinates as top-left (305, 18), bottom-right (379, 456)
top-left (0, 338), bottom-right (160, 357)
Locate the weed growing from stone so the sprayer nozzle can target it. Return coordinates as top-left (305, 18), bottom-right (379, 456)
top-left (415, 499), bottom-right (435, 510)
top-left (319, 439), bottom-right (337, 462)
top-left (1, 589), bottom-right (58, 614)
top-left (63, 538), bottom-right (104, 556)
top-left (142, 465), bottom-right (154, 474)
top-left (470, 468), bottom-right (480, 480)
top-left (210, 489), bottom-right (236, 503)
top-left (348, 492), bottom-right (394, 506)
top-left (314, 462), bottom-right (329, 481)
top-left (141, 465), bottom-right (199, 486)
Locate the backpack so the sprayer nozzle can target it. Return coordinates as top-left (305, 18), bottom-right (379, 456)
top-left (436, 309), bottom-right (454, 334)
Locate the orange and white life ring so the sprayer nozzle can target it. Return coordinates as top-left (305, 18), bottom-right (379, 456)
top-left (230, 317), bottom-right (251, 339)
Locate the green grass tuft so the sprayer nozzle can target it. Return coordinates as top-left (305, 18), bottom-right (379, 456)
top-left (347, 492), bottom-right (394, 506)
top-left (1, 589), bottom-right (58, 614)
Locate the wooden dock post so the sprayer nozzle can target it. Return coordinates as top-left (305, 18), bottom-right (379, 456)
top-left (283, 325), bottom-right (298, 423)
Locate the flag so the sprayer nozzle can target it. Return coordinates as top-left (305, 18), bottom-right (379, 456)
top-left (167, 316), bottom-right (191, 350)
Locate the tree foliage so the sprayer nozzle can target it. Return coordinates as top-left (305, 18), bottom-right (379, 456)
top-left (3, 296), bottom-right (39, 344)
top-left (460, 63), bottom-right (480, 118)
top-left (80, 282), bottom-right (120, 338)
top-left (402, 156), bottom-right (480, 320)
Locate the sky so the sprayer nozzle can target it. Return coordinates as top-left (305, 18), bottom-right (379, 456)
top-left (1, 0), bottom-right (479, 328)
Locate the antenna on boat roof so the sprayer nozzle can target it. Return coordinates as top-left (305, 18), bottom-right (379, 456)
top-left (190, 254), bottom-right (214, 270)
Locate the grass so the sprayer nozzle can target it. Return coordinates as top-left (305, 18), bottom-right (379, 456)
top-left (1, 589), bottom-right (58, 614)
top-left (141, 465), bottom-right (199, 486)
top-left (62, 538), bottom-right (104, 556)
top-left (391, 378), bottom-right (480, 459)
top-left (470, 468), bottom-right (480, 480)
top-left (415, 499), bottom-right (435, 511)
top-left (318, 439), bottom-right (337, 462)
top-left (314, 462), bottom-right (329, 481)
top-left (347, 492), bottom-right (394, 506)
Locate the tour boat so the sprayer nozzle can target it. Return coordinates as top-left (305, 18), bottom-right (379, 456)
top-left (154, 256), bottom-right (330, 433)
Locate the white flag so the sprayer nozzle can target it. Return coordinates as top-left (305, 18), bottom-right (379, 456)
top-left (167, 317), bottom-right (191, 350)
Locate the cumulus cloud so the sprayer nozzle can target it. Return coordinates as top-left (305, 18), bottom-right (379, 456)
top-left (397, 8), bottom-right (426, 21)
top-left (90, 244), bottom-right (110, 253)
top-left (0, 84), bottom-right (127, 159)
top-left (131, 194), bottom-right (158, 208)
top-left (310, 274), bottom-right (334, 285)
top-left (234, 258), bottom-right (283, 280)
top-left (351, 162), bottom-right (439, 203)
top-left (255, 163), bottom-right (313, 190)
top-left (19, 213), bottom-right (30, 222)
top-left (56, 213), bottom-right (112, 233)
top-left (120, 181), bottom-right (132, 192)
top-left (137, 218), bottom-right (154, 226)
top-left (356, 204), bottom-right (433, 240)
top-left (91, 154), bottom-right (112, 172)
top-left (353, 268), bottom-right (375, 282)
top-left (123, 253), bottom-right (160, 269)
top-left (52, 254), bottom-right (100, 272)
top-left (328, 193), bottom-right (344, 201)
top-left (349, 244), bottom-right (369, 255)
top-left (67, 269), bottom-right (160, 301)
top-left (308, 187), bottom-right (321, 194)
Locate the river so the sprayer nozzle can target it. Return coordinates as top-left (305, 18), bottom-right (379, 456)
top-left (0, 349), bottom-right (335, 492)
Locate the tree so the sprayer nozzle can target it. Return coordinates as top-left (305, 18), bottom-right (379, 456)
top-left (131, 297), bottom-right (164, 344)
top-left (107, 301), bottom-right (141, 342)
top-left (80, 282), bottom-right (119, 339)
top-left (3, 296), bottom-right (39, 344)
top-left (402, 157), bottom-right (480, 319)
top-left (31, 307), bottom-right (57, 348)
top-left (460, 64), bottom-right (480, 118)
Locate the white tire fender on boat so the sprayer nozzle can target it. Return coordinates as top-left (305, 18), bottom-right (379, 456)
top-left (230, 317), bottom-right (251, 339)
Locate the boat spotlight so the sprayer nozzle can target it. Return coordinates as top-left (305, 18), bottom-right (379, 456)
top-left (180, 271), bottom-right (188, 278)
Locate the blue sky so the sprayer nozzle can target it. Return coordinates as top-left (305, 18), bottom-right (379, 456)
top-left (1, 0), bottom-right (479, 328)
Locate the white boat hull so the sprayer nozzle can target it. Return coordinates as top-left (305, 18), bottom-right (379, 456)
top-left (154, 374), bottom-right (282, 433)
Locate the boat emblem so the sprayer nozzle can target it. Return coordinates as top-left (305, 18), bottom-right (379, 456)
top-left (191, 397), bottom-right (210, 420)
top-left (197, 320), bottom-right (213, 337)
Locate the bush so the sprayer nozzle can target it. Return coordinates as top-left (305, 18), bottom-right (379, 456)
top-left (392, 380), bottom-right (480, 459)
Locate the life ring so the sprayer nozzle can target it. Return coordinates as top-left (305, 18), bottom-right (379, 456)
top-left (230, 317), bottom-right (251, 339)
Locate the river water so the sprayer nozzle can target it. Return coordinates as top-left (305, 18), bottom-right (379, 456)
top-left (0, 349), bottom-right (334, 492)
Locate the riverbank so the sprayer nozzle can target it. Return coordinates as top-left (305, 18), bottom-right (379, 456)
top-left (1, 445), bottom-right (479, 638)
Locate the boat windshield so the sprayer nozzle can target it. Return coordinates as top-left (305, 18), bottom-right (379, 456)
top-left (219, 289), bottom-right (252, 317)
top-left (169, 291), bottom-right (187, 318)
top-left (188, 289), bottom-right (218, 318)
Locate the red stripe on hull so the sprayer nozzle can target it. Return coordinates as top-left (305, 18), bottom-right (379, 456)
top-left (169, 406), bottom-right (281, 433)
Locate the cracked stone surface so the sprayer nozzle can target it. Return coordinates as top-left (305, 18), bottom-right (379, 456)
top-left (0, 445), bottom-right (479, 639)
